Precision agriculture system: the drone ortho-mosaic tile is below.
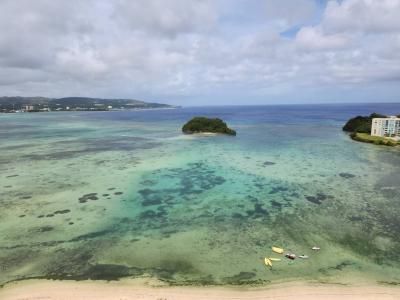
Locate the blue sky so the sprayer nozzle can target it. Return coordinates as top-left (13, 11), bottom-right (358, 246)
top-left (0, 0), bottom-right (399, 105)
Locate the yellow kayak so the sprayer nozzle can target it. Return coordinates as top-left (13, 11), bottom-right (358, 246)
top-left (269, 258), bottom-right (281, 261)
top-left (272, 246), bottom-right (284, 254)
top-left (264, 258), bottom-right (272, 267)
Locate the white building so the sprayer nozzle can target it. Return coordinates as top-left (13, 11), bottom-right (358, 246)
top-left (371, 116), bottom-right (400, 137)
top-left (24, 105), bottom-right (34, 112)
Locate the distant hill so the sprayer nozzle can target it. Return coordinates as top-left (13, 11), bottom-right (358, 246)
top-left (0, 96), bottom-right (175, 112)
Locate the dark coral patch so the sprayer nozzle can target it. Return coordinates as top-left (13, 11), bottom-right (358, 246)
top-left (70, 229), bottom-right (116, 242)
top-left (138, 188), bottom-right (153, 196)
top-left (269, 186), bottom-right (289, 194)
top-left (263, 161), bottom-right (276, 166)
top-left (83, 264), bottom-right (131, 280)
top-left (339, 173), bottom-right (356, 179)
top-left (139, 210), bottom-right (155, 219)
top-left (21, 136), bottom-right (161, 161)
top-left (232, 213), bottom-right (245, 219)
top-left (271, 200), bottom-right (282, 208)
top-left (138, 188), bottom-right (176, 207)
top-left (79, 193), bottom-right (99, 203)
top-left (246, 195), bottom-right (259, 203)
top-left (38, 226), bottom-right (54, 232)
top-left (246, 203), bottom-right (269, 218)
top-left (139, 209), bottom-right (167, 220)
top-left (142, 198), bottom-right (162, 206)
top-left (161, 229), bottom-right (179, 238)
top-left (114, 192), bottom-right (123, 195)
top-left (306, 193), bottom-right (333, 204)
top-left (54, 209), bottom-right (71, 215)
top-left (140, 179), bottom-right (157, 186)
top-left (159, 259), bottom-right (195, 274)
top-left (349, 216), bottom-right (362, 222)
top-left (224, 272), bottom-right (256, 284)
top-left (137, 162), bottom-right (226, 209)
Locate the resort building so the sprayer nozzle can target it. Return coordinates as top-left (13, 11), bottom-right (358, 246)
top-left (371, 116), bottom-right (400, 137)
top-left (24, 105), bottom-right (34, 112)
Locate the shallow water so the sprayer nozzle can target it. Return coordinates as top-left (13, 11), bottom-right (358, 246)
top-left (1, 104), bottom-right (400, 285)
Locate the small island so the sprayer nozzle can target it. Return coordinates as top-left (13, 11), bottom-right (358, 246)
top-left (343, 113), bottom-right (400, 146)
top-left (182, 117), bottom-right (236, 136)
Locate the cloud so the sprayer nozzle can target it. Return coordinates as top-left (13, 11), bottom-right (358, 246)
top-left (112, 0), bottom-right (217, 37)
top-left (296, 27), bottom-right (349, 50)
top-left (0, 0), bottom-right (399, 105)
top-left (322, 0), bottom-right (400, 33)
top-left (264, 0), bottom-right (319, 29)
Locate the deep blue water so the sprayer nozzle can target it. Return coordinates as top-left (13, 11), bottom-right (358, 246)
top-left (84, 102), bottom-right (400, 125)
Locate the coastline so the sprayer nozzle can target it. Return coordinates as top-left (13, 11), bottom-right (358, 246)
top-left (349, 132), bottom-right (400, 147)
top-left (0, 106), bottom-right (179, 114)
top-left (1, 278), bottom-right (400, 300)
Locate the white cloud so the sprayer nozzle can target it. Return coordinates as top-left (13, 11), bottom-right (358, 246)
top-left (264, 0), bottom-right (319, 28)
top-left (55, 46), bottom-right (108, 79)
top-left (296, 27), bottom-right (349, 50)
top-left (113, 0), bottom-right (217, 37)
top-left (323, 0), bottom-right (400, 33)
top-left (0, 0), bottom-right (399, 104)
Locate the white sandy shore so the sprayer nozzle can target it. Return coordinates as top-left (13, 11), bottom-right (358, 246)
top-left (1, 278), bottom-right (399, 300)
top-left (191, 132), bottom-right (219, 136)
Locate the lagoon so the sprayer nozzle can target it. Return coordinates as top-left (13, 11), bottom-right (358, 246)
top-left (1, 103), bottom-right (400, 286)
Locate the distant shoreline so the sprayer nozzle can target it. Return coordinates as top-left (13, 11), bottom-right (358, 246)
top-left (0, 96), bottom-right (176, 113)
top-left (0, 106), bottom-right (180, 114)
top-left (1, 278), bottom-right (400, 300)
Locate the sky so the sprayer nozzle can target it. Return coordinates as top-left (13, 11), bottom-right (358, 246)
top-left (0, 0), bottom-right (400, 106)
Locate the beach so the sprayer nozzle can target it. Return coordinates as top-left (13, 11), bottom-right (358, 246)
top-left (1, 278), bottom-right (400, 300)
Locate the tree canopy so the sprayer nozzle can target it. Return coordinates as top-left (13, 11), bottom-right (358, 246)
top-left (182, 117), bottom-right (236, 136)
top-left (342, 113), bottom-right (387, 133)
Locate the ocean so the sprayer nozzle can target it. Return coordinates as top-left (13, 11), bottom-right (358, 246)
top-left (1, 103), bottom-right (400, 286)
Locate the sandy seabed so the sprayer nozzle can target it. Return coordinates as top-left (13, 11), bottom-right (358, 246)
top-left (1, 278), bottom-right (399, 300)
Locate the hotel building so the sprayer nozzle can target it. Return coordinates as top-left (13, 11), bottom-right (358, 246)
top-left (371, 116), bottom-right (400, 137)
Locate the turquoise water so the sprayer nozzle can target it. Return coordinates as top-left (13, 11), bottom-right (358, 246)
top-left (1, 104), bottom-right (400, 286)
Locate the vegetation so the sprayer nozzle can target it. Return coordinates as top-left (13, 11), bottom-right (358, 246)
top-left (182, 117), bottom-right (236, 136)
top-left (342, 113), bottom-right (386, 133)
top-left (350, 132), bottom-right (399, 147)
